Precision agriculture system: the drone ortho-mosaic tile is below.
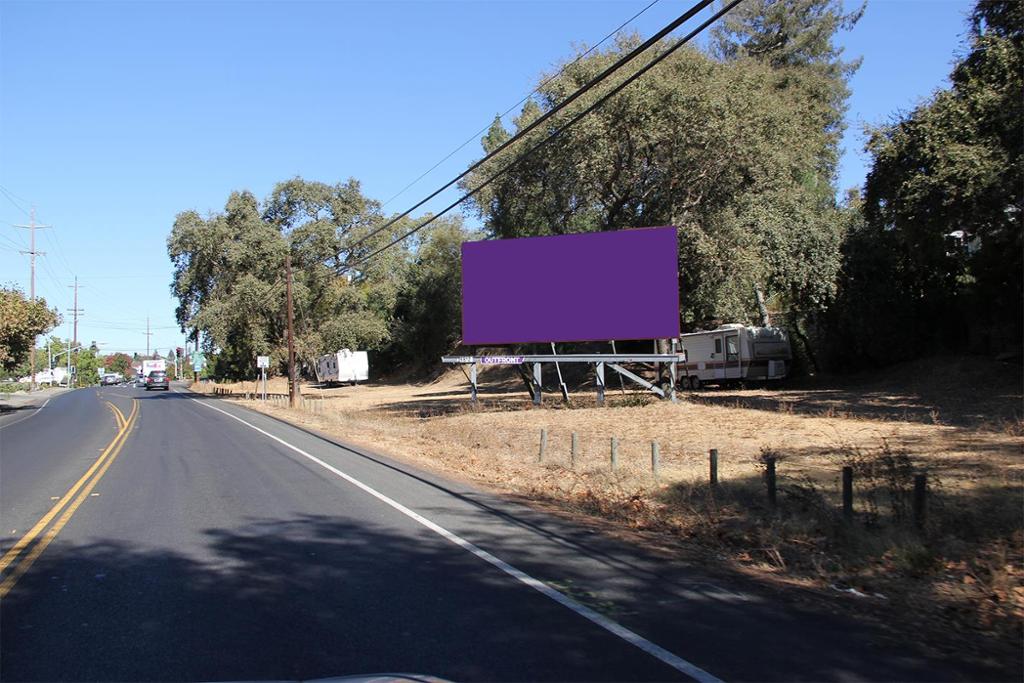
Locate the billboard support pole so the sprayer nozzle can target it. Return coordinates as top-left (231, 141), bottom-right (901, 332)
top-left (595, 362), bottom-right (606, 406)
top-left (550, 343), bottom-right (569, 403)
top-left (669, 359), bottom-right (678, 403)
top-left (532, 362), bottom-right (542, 406)
top-left (469, 362), bottom-right (478, 405)
top-left (610, 341), bottom-right (627, 394)
top-left (607, 362), bottom-right (665, 398)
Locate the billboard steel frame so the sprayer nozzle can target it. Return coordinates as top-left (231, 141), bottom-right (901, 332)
top-left (441, 353), bottom-right (682, 406)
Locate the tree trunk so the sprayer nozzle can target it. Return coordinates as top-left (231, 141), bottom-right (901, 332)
top-left (792, 319), bottom-right (820, 374)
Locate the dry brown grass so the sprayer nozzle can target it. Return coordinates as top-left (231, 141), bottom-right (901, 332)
top-left (191, 358), bottom-right (1023, 655)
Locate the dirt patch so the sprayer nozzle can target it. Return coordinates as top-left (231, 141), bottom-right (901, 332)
top-left (192, 355), bottom-right (1023, 665)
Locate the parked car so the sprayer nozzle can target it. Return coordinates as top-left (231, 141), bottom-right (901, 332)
top-left (145, 370), bottom-right (169, 391)
top-left (100, 374), bottom-right (119, 386)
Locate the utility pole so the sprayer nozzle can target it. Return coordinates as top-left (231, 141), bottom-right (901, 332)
top-left (67, 276), bottom-right (84, 347)
top-left (143, 316), bottom-right (153, 358)
top-left (66, 322), bottom-right (72, 388)
top-left (285, 253), bottom-right (299, 408)
top-left (13, 207), bottom-right (50, 389)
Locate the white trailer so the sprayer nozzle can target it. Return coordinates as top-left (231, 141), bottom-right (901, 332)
top-left (678, 324), bottom-right (791, 389)
top-left (315, 349), bottom-right (369, 384)
top-left (141, 359), bottom-right (166, 378)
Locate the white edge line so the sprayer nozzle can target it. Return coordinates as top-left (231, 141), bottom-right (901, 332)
top-left (0, 397), bottom-right (51, 430)
top-left (189, 395), bottom-right (724, 683)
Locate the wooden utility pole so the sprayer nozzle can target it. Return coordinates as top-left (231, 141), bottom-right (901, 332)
top-left (285, 253), bottom-right (299, 408)
top-left (13, 207), bottom-right (50, 389)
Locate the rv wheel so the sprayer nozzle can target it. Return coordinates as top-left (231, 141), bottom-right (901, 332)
top-left (689, 376), bottom-right (701, 391)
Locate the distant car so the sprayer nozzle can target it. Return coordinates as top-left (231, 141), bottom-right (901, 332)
top-left (134, 375), bottom-right (146, 387)
top-left (100, 374), bottom-right (118, 386)
top-left (145, 370), bottom-right (169, 391)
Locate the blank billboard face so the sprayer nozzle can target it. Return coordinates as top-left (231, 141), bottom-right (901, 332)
top-left (461, 226), bottom-right (680, 345)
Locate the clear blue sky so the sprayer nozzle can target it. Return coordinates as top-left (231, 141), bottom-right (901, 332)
top-left (0, 0), bottom-right (973, 355)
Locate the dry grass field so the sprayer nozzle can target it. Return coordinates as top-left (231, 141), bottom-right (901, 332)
top-left (192, 355), bottom-right (1023, 661)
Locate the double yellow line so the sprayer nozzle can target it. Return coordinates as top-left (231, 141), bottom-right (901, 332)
top-left (0, 398), bottom-right (138, 599)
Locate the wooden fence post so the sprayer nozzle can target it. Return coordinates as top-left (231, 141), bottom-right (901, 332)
top-left (913, 472), bottom-right (927, 530)
top-left (610, 437), bottom-right (618, 471)
top-left (842, 466), bottom-right (854, 520)
top-left (709, 448), bottom-right (718, 487)
top-left (766, 456), bottom-right (777, 506)
top-left (651, 442), bottom-right (660, 482)
top-left (538, 429), bottom-right (547, 463)
top-left (571, 432), bottom-right (578, 469)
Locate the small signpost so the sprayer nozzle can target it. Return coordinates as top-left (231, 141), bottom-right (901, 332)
top-left (257, 355), bottom-right (269, 400)
top-left (191, 351), bottom-right (206, 381)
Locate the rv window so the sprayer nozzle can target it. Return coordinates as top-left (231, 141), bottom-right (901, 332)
top-left (714, 339), bottom-right (722, 354)
top-left (726, 336), bottom-right (739, 361)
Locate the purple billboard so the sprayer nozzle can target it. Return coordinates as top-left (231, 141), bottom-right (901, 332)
top-left (461, 226), bottom-right (680, 345)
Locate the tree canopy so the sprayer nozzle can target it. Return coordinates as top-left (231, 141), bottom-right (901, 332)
top-left (461, 0), bottom-right (859, 359)
top-left (826, 0), bottom-right (1022, 365)
top-left (168, 177), bottom-right (471, 378)
top-left (0, 287), bottom-right (59, 373)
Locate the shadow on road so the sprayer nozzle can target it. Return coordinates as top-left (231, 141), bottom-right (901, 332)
top-left (5, 511), bottom-right (1014, 683)
top-left (3, 515), bottom-right (687, 682)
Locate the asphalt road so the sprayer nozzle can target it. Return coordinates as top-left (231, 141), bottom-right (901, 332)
top-left (0, 385), bottom-right (1011, 682)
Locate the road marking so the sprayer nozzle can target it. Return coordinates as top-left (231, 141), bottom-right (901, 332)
top-left (0, 397), bottom-right (52, 431)
top-left (0, 399), bottom-right (137, 576)
top-left (191, 397), bottom-right (723, 683)
top-left (106, 401), bottom-right (126, 430)
top-left (0, 399), bottom-right (137, 598)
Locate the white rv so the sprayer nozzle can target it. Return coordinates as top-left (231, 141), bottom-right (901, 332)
top-left (315, 349), bottom-right (369, 385)
top-left (678, 324), bottom-right (791, 389)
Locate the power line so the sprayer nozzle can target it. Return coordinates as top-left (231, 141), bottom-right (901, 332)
top-left (342, 0), bottom-right (717, 258)
top-left (346, 0), bottom-right (742, 271)
top-left (67, 273), bottom-right (170, 280)
top-left (43, 225), bottom-right (78, 279)
top-left (376, 0), bottom-right (664, 212)
top-left (0, 229), bottom-right (27, 251)
top-left (38, 258), bottom-right (72, 310)
top-left (0, 185), bottom-right (33, 219)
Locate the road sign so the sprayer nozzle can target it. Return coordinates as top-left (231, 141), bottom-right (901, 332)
top-left (257, 355), bottom-right (270, 369)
